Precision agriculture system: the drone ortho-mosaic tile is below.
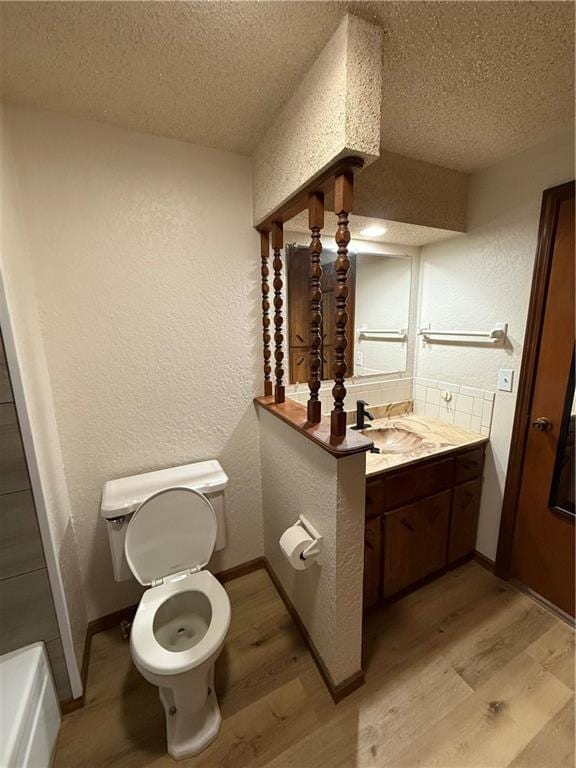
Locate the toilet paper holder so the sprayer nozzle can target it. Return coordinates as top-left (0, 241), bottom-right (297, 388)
top-left (295, 515), bottom-right (323, 563)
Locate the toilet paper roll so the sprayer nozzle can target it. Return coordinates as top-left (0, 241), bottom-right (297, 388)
top-left (279, 524), bottom-right (315, 570)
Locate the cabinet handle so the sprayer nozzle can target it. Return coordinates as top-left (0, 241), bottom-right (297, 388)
top-left (296, 334), bottom-right (305, 343)
top-left (401, 518), bottom-right (414, 532)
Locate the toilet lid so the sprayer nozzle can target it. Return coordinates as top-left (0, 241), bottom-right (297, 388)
top-left (124, 487), bottom-right (217, 586)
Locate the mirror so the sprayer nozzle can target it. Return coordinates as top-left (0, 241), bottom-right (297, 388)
top-left (285, 245), bottom-right (412, 384)
top-left (355, 252), bottom-right (411, 376)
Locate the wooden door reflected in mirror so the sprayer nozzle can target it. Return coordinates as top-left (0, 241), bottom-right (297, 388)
top-left (286, 245), bottom-right (356, 384)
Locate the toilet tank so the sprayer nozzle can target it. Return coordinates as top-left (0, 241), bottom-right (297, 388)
top-left (100, 460), bottom-right (228, 582)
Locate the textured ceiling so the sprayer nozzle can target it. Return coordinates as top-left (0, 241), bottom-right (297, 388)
top-left (287, 211), bottom-right (458, 247)
top-left (1, 1), bottom-right (574, 171)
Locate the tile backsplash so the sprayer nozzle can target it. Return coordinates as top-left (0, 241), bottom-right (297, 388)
top-left (287, 374), bottom-right (494, 437)
top-left (413, 378), bottom-right (494, 436)
top-left (287, 377), bottom-right (413, 416)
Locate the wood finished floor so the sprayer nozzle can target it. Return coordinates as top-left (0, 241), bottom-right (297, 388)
top-left (55, 562), bottom-right (575, 768)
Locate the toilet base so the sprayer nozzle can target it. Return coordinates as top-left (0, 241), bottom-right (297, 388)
top-left (159, 667), bottom-right (222, 760)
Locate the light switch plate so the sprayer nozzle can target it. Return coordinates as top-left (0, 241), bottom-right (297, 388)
top-left (498, 368), bottom-right (514, 392)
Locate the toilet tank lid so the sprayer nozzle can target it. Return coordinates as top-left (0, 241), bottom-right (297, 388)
top-left (100, 460), bottom-right (228, 519)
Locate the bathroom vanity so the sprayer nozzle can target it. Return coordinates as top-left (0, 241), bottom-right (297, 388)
top-left (362, 414), bottom-right (488, 609)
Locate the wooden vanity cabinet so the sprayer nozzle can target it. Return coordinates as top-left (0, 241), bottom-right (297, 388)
top-left (382, 490), bottom-right (451, 598)
top-left (363, 444), bottom-right (486, 608)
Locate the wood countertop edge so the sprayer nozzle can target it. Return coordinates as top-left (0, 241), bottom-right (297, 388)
top-left (254, 396), bottom-right (374, 458)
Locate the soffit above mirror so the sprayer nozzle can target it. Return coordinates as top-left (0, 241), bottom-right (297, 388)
top-left (286, 212), bottom-right (459, 248)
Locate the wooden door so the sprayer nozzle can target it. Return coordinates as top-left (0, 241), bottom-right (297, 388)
top-left (287, 250), bottom-right (310, 348)
top-left (501, 183), bottom-right (575, 617)
top-left (320, 257), bottom-right (355, 380)
top-left (286, 246), bottom-right (356, 384)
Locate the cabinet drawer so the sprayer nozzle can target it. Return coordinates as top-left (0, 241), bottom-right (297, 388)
top-left (363, 516), bottom-right (381, 609)
top-left (454, 447), bottom-right (485, 484)
top-left (448, 478), bottom-right (482, 563)
top-left (382, 490), bottom-right (451, 598)
top-left (383, 458), bottom-right (453, 510)
top-left (365, 480), bottom-right (383, 519)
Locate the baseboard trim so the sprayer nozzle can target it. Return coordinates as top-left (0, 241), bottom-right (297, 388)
top-left (474, 550), bottom-right (496, 573)
top-left (215, 556), bottom-right (267, 583)
top-left (511, 579), bottom-right (575, 627)
top-left (262, 558), bottom-right (365, 704)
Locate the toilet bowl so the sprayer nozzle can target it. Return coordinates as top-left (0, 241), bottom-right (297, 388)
top-left (123, 486), bottom-right (231, 759)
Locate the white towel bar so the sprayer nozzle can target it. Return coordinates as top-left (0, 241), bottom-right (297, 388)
top-left (418, 323), bottom-right (507, 342)
top-left (357, 328), bottom-right (407, 340)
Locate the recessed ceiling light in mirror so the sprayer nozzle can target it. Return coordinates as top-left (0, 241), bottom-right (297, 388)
top-left (360, 225), bottom-right (387, 238)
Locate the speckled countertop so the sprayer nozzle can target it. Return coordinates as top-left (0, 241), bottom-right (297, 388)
top-left (364, 412), bottom-right (488, 477)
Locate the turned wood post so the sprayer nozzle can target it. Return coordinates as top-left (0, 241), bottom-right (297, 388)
top-left (271, 221), bottom-right (285, 403)
top-left (260, 230), bottom-right (273, 396)
top-left (330, 171), bottom-right (354, 438)
top-left (307, 192), bottom-right (324, 423)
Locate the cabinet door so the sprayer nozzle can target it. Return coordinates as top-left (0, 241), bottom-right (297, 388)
top-left (382, 490), bottom-right (451, 598)
top-left (384, 458), bottom-right (454, 510)
top-left (365, 479), bottom-right (383, 519)
top-left (448, 479), bottom-right (482, 564)
top-left (289, 348), bottom-right (310, 384)
top-left (363, 516), bottom-right (381, 609)
top-left (454, 447), bottom-right (485, 485)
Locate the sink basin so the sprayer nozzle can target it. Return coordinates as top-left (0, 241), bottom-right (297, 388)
top-left (364, 426), bottom-right (424, 454)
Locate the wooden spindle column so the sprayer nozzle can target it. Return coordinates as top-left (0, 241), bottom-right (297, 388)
top-left (307, 192), bottom-right (324, 423)
top-left (331, 171), bottom-right (354, 438)
top-left (260, 230), bottom-right (273, 396)
top-left (271, 221), bottom-right (285, 403)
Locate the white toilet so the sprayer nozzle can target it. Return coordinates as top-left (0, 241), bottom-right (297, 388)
top-left (100, 462), bottom-right (231, 759)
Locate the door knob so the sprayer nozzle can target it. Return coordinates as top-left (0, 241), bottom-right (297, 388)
top-left (531, 417), bottom-right (553, 431)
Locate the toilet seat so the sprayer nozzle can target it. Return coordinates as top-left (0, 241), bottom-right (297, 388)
top-left (126, 487), bottom-right (230, 677)
top-left (130, 570), bottom-right (231, 676)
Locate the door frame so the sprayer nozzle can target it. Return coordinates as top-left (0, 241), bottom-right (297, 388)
top-left (495, 180), bottom-right (575, 579)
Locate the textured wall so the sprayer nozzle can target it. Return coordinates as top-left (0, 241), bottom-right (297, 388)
top-left (417, 128), bottom-right (575, 560)
top-left (0, 107), bottom-right (85, 694)
top-left (252, 14), bottom-right (382, 226)
top-left (4, 106), bottom-right (264, 621)
top-left (259, 408), bottom-right (365, 686)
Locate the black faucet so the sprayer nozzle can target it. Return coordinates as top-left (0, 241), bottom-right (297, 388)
top-left (351, 400), bottom-right (375, 430)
